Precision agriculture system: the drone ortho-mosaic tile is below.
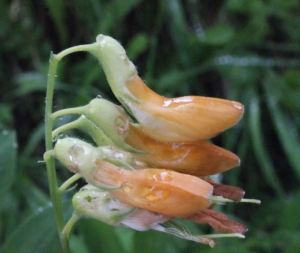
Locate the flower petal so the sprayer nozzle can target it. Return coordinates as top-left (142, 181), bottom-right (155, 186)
top-left (126, 124), bottom-right (240, 176)
top-left (93, 160), bottom-right (213, 217)
top-left (124, 75), bottom-right (244, 142)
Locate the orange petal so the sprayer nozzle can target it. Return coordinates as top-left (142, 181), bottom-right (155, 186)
top-left (187, 209), bottom-right (247, 234)
top-left (125, 75), bottom-right (244, 142)
top-left (125, 124), bottom-right (240, 176)
top-left (93, 160), bottom-right (213, 217)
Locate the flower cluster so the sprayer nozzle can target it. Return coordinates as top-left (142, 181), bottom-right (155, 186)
top-left (51, 35), bottom-right (260, 247)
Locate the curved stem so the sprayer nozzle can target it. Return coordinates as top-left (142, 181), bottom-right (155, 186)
top-left (62, 213), bottom-right (80, 239)
top-left (52, 118), bottom-right (82, 139)
top-left (51, 106), bottom-right (86, 121)
top-left (59, 174), bottom-right (82, 194)
top-left (56, 44), bottom-right (95, 61)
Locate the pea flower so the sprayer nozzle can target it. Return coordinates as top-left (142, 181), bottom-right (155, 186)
top-left (88, 35), bottom-right (244, 142)
top-left (57, 98), bottom-right (240, 176)
top-left (54, 137), bottom-right (213, 217)
top-left (72, 184), bottom-right (233, 247)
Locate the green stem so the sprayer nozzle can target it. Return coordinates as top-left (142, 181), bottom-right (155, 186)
top-left (44, 42), bottom-right (99, 253)
top-left (51, 106), bottom-right (86, 120)
top-left (62, 213), bottom-right (80, 239)
top-left (45, 46), bottom-right (92, 252)
top-left (56, 44), bottom-right (95, 61)
top-left (59, 174), bottom-right (82, 193)
top-left (45, 53), bottom-right (69, 253)
top-left (52, 118), bottom-right (82, 139)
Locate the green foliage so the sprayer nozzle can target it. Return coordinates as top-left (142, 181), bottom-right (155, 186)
top-left (1, 0), bottom-right (300, 252)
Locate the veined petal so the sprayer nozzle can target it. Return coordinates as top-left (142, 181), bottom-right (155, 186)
top-left (93, 160), bottom-right (213, 217)
top-left (126, 124), bottom-right (240, 176)
top-left (125, 75), bottom-right (244, 142)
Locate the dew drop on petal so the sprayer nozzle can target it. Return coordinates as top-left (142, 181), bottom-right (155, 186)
top-left (145, 170), bottom-right (173, 182)
top-left (232, 101), bottom-right (243, 110)
top-left (162, 100), bottom-right (172, 107)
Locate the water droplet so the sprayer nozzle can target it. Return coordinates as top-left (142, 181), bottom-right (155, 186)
top-left (145, 170), bottom-right (173, 182)
top-left (2, 130), bottom-right (9, 135)
top-left (68, 145), bottom-right (84, 164)
top-left (53, 134), bottom-right (65, 142)
top-left (120, 54), bottom-right (130, 65)
top-left (96, 95), bottom-right (102, 99)
top-left (232, 101), bottom-right (243, 110)
top-left (162, 100), bottom-right (172, 107)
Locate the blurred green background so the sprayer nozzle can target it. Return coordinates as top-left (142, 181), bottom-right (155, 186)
top-left (1, 0), bottom-right (300, 252)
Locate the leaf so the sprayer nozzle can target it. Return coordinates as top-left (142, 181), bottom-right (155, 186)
top-left (43, 0), bottom-right (67, 46)
top-left (132, 227), bottom-right (188, 253)
top-left (279, 189), bottom-right (300, 230)
top-left (99, 0), bottom-right (142, 33)
top-left (0, 205), bottom-right (60, 253)
top-left (79, 219), bottom-right (126, 253)
top-left (248, 95), bottom-right (284, 197)
top-left (263, 72), bottom-right (300, 179)
top-left (203, 25), bottom-right (234, 45)
top-left (0, 130), bottom-right (17, 202)
top-left (14, 72), bottom-right (47, 96)
top-left (126, 33), bottom-right (149, 60)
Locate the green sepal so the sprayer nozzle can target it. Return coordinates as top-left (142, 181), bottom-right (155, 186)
top-left (76, 116), bottom-right (115, 147)
top-left (72, 184), bottom-right (136, 226)
top-left (93, 181), bottom-right (125, 191)
top-left (87, 35), bottom-right (141, 106)
top-left (103, 158), bottom-right (136, 171)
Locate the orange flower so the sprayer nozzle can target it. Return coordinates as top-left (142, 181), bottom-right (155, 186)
top-left (124, 75), bottom-right (244, 142)
top-left (89, 35), bottom-right (244, 142)
top-left (93, 160), bottom-right (213, 217)
top-left (54, 137), bottom-right (213, 217)
top-left (125, 124), bottom-right (240, 176)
